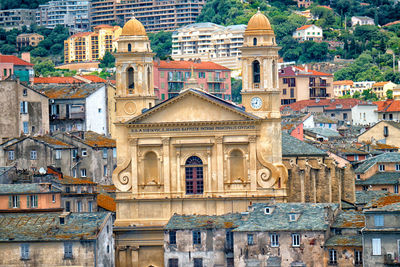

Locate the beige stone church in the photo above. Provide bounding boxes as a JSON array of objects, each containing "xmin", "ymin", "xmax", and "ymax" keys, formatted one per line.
[{"xmin": 112, "ymin": 11, "xmax": 355, "ymax": 267}]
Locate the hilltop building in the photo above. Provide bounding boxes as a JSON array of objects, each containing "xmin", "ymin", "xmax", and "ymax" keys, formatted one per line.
[
  {"xmin": 279, "ymin": 66, "xmax": 333, "ymax": 105},
  {"xmin": 111, "ymin": 11, "xmax": 355, "ymax": 266},
  {"xmin": 293, "ymin": 25, "xmax": 323, "ymax": 42},
  {"xmin": 0, "ymin": 9, "xmax": 36, "ymax": 30},
  {"xmin": 36, "ymin": 0, "xmax": 90, "ymax": 33},
  {"xmin": 90, "ymin": 0, "xmax": 205, "ymax": 32},
  {"xmin": 153, "ymin": 60, "xmax": 232, "ymax": 101},
  {"xmin": 171, "ymin": 22, "xmax": 246, "ymax": 70},
  {"xmin": 16, "ymin": 33, "xmax": 44, "ymax": 50},
  {"xmin": 351, "ymin": 16, "xmax": 375, "ymax": 27},
  {"xmin": 64, "ymin": 25, "xmax": 121, "ymax": 64}
]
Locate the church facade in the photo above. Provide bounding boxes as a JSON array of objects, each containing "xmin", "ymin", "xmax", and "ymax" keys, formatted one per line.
[{"xmin": 111, "ymin": 12, "xmax": 354, "ymax": 267}]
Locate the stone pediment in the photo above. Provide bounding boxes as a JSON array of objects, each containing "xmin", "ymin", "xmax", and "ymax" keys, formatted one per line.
[{"xmin": 125, "ymin": 88, "xmax": 260, "ymax": 125}]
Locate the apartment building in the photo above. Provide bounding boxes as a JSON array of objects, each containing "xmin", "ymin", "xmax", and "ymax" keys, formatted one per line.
[
  {"xmin": 64, "ymin": 25, "xmax": 121, "ymax": 63},
  {"xmin": 90, "ymin": 0, "xmax": 205, "ymax": 32},
  {"xmin": 16, "ymin": 33, "xmax": 44, "ymax": 50},
  {"xmin": 279, "ymin": 66, "xmax": 333, "ymax": 105},
  {"xmin": 333, "ymin": 80, "xmax": 354, "ymax": 97},
  {"xmin": 0, "ymin": 9, "xmax": 36, "ymax": 30},
  {"xmin": 372, "ymin": 81, "xmax": 397, "ymax": 99},
  {"xmin": 153, "ymin": 60, "xmax": 232, "ymax": 101},
  {"xmin": 293, "ymin": 25, "xmax": 323, "ymax": 42},
  {"xmin": 36, "ymin": 0, "xmax": 90, "ymax": 33},
  {"xmin": 171, "ymin": 22, "xmax": 246, "ymax": 70}
]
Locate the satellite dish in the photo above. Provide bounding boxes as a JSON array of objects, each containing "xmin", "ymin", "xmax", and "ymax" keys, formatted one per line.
[{"xmin": 39, "ymin": 167, "xmax": 46, "ymax": 175}]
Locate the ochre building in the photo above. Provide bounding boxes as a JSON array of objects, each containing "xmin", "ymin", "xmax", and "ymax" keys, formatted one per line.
[{"xmin": 111, "ymin": 13, "xmax": 355, "ymax": 267}]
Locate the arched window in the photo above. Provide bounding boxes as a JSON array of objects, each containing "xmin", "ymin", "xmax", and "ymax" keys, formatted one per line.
[
  {"xmin": 253, "ymin": 37, "xmax": 257, "ymax": 46},
  {"xmin": 127, "ymin": 67, "xmax": 134, "ymax": 90},
  {"xmin": 229, "ymin": 150, "xmax": 245, "ymax": 182},
  {"xmin": 252, "ymin": 60, "xmax": 260, "ymax": 84},
  {"xmin": 144, "ymin": 152, "xmax": 158, "ymax": 184},
  {"xmin": 128, "ymin": 43, "xmax": 132, "ymax": 52},
  {"xmin": 185, "ymin": 156, "xmax": 203, "ymax": 194}
]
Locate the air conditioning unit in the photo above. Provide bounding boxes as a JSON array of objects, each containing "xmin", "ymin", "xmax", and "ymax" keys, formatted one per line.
[{"xmin": 387, "ymin": 252, "xmax": 394, "ymax": 260}]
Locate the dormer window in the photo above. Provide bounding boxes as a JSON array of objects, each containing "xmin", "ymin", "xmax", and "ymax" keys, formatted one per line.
[
  {"xmin": 289, "ymin": 213, "xmax": 300, "ymax": 221},
  {"xmin": 264, "ymin": 206, "xmax": 274, "ymax": 214}
]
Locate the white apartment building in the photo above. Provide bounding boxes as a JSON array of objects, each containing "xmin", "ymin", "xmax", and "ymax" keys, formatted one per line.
[
  {"xmin": 36, "ymin": 0, "xmax": 90, "ymax": 33},
  {"xmin": 351, "ymin": 16, "xmax": 375, "ymax": 27},
  {"xmin": 293, "ymin": 24, "xmax": 323, "ymax": 42},
  {"xmin": 353, "ymin": 81, "xmax": 375, "ymax": 95},
  {"xmin": 171, "ymin": 22, "xmax": 246, "ymax": 70}
]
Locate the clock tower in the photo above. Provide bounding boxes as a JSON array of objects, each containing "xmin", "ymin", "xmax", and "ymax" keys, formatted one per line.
[{"xmin": 241, "ymin": 9, "xmax": 281, "ymax": 119}]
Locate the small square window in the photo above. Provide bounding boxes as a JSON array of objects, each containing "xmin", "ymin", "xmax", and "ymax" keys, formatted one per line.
[
  {"xmin": 292, "ymin": 233, "xmax": 300, "ymax": 247},
  {"xmin": 169, "ymin": 231, "xmax": 176, "ymax": 245},
  {"xmin": 81, "ymin": 149, "xmax": 87, "ymax": 157},
  {"xmin": 23, "ymin": 89, "xmax": 27, "ymax": 96},
  {"xmin": 80, "ymin": 169, "xmax": 87, "ymax": 177},
  {"xmin": 379, "ymin": 164, "xmax": 385, "ymax": 172},
  {"xmin": 30, "ymin": 151, "xmax": 37, "ymax": 160},
  {"xmin": 374, "ymin": 215, "xmax": 384, "ymax": 227},
  {"xmin": 64, "ymin": 242, "xmax": 73, "ymax": 259},
  {"xmin": 20, "ymin": 244, "xmax": 29, "ymax": 260},
  {"xmin": 356, "ymin": 174, "xmax": 361, "ymax": 180},
  {"xmin": 270, "ymin": 234, "xmax": 279, "ymax": 247},
  {"xmin": 194, "ymin": 258, "xmax": 203, "ymax": 267},
  {"xmin": 8, "ymin": 151, "xmax": 14, "ymax": 160}
]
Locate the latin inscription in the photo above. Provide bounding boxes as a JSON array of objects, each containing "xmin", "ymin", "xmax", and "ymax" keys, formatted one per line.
[{"xmin": 130, "ymin": 125, "xmax": 256, "ymax": 133}]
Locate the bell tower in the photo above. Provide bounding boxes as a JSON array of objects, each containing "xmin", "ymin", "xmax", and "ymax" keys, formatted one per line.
[
  {"xmin": 114, "ymin": 17, "xmax": 156, "ymax": 122},
  {"xmin": 241, "ymin": 9, "xmax": 280, "ymax": 119}
]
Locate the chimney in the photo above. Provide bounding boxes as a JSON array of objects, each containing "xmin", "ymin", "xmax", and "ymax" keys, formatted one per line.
[{"xmin": 21, "ymin": 52, "xmax": 31, "ymax": 63}]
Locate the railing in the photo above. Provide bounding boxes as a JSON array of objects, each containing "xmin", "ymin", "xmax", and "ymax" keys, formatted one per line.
[
  {"xmin": 167, "ymin": 77, "xmax": 185, "ymax": 82},
  {"xmin": 207, "ymin": 77, "xmax": 226, "ymax": 83},
  {"xmin": 310, "ymin": 83, "xmax": 330, "ymax": 87},
  {"xmin": 310, "ymin": 93, "xmax": 330, "ymax": 98},
  {"xmin": 69, "ymin": 112, "xmax": 85, "ymax": 119}
]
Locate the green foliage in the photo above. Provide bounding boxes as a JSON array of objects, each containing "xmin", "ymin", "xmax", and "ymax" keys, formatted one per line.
[
  {"xmin": 148, "ymin": 31, "xmax": 172, "ymax": 60},
  {"xmin": 1, "ymin": 0, "xmax": 49, "ymax": 10},
  {"xmin": 361, "ymin": 89, "xmax": 378, "ymax": 101},
  {"xmin": 0, "ymin": 44, "xmax": 17, "ymax": 54},
  {"xmin": 353, "ymin": 91, "xmax": 361, "ymax": 99},
  {"xmin": 88, "ymin": 71, "xmax": 112, "ymax": 80},
  {"xmin": 387, "ymin": 89, "xmax": 393, "ymax": 99},
  {"xmin": 231, "ymin": 77, "xmax": 242, "ymax": 103},
  {"xmin": 99, "ymin": 52, "xmax": 115, "ymax": 68},
  {"xmin": 33, "ymin": 59, "xmax": 55, "ymax": 76}
]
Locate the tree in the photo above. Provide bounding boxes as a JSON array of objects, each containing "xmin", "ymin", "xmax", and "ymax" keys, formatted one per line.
[
  {"xmin": 353, "ymin": 91, "xmax": 361, "ymax": 99},
  {"xmin": 99, "ymin": 52, "xmax": 115, "ymax": 68},
  {"xmin": 148, "ymin": 31, "xmax": 172, "ymax": 59},
  {"xmin": 34, "ymin": 60, "xmax": 55, "ymax": 76},
  {"xmin": 31, "ymin": 47, "xmax": 49, "ymax": 57},
  {"xmin": 0, "ymin": 44, "xmax": 16, "ymax": 54},
  {"xmin": 387, "ymin": 89, "xmax": 393, "ymax": 99},
  {"xmin": 231, "ymin": 77, "xmax": 242, "ymax": 103},
  {"xmin": 361, "ymin": 89, "xmax": 378, "ymax": 101}
]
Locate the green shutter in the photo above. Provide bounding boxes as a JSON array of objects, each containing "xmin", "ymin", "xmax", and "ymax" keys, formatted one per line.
[
  {"xmin": 8, "ymin": 196, "xmax": 12, "ymax": 208},
  {"xmin": 34, "ymin": 195, "xmax": 38, "ymax": 208},
  {"xmin": 27, "ymin": 195, "xmax": 30, "ymax": 208},
  {"xmin": 17, "ymin": 195, "xmax": 20, "ymax": 208}
]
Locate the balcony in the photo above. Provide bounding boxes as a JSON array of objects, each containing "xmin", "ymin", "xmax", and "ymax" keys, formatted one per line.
[
  {"xmin": 207, "ymin": 77, "xmax": 226, "ymax": 83},
  {"xmin": 69, "ymin": 112, "xmax": 85, "ymax": 120},
  {"xmin": 167, "ymin": 77, "xmax": 185, "ymax": 82},
  {"xmin": 208, "ymin": 88, "xmax": 226, "ymax": 93},
  {"xmin": 310, "ymin": 93, "xmax": 330, "ymax": 98},
  {"xmin": 310, "ymin": 82, "xmax": 330, "ymax": 87}
]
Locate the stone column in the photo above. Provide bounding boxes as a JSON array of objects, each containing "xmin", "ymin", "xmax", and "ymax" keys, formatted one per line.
[
  {"xmin": 162, "ymin": 138, "xmax": 170, "ymax": 194},
  {"xmin": 176, "ymin": 150, "xmax": 181, "ymax": 195},
  {"xmin": 249, "ymin": 135, "xmax": 257, "ymax": 191},
  {"xmin": 207, "ymin": 148, "xmax": 212, "ymax": 195},
  {"xmin": 216, "ymin": 136, "xmax": 224, "ymax": 193},
  {"xmin": 129, "ymin": 138, "xmax": 138, "ymax": 195},
  {"xmin": 117, "ymin": 246, "xmax": 128, "ymax": 267}
]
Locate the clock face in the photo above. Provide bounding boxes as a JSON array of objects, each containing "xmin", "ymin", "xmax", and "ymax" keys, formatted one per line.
[{"xmin": 251, "ymin": 97, "xmax": 262, "ymax": 110}]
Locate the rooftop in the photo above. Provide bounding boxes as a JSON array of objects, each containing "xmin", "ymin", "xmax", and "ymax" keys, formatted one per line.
[
  {"xmin": 281, "ymin": 132, "xmax": 327, "ymax": 157},
  {"xmin": 365, "ymin": 194, "xmax": 400, "ymax": 209},
  {"xmin": 354, "ymin": 152, "xmax": 400, "ymax": 173},
  {"xmin": 296, "ymin": 25, "xmax": 316, "ymax": 31},
  {"xmin": 233, "ymin": 203, "xmax": 338, "ymax": 232},
  {"xmin": 280, "ymin": 66, "xmax": 332, "ymax": 77},
  {"xmin": 97, "ymin": 194, "xmax": 116, "ymax": 212},
  {"xmin": 2, "ymin": 136, "xmax": 74, "ymax": 150},
  {"xmin": 325, "ymin": 235, "xmax": 362, "ymax": 247},
  {"xmin": 0, "ymin": 183, "xmax": 60, "ymax": 194},
  {"xmin": 374, "ymin": 100, "xmax": 400, "ymax": 112},
  {"xmin": 331, "ymin": 210, "xmax": 365, "ymax": 228},
  {"xmin": 154, "ymin": 60, "xmax": 229, "ymax": 71},
  {"xmin": 333, "ymin": 80, "xmax": 354, "ymax": 86},
  {"xmin": 365, "ymin": 202, "xmax": 400, "ymax": 213},
  {"xmin": 71, "ymin": 131, "xmax": 116, "ymax": 148},
  {"xmin": 0, "ymin": 212, "xmax": 110, "ymax": 242},
  {"xmin": 166, "ymin": 213, "xmax": 243, "ymax": 230},
  {"xmin": 0, "ymin": 55, "xmax": 33, "ymax": 66},
  {"xmin": 33, "ymin": 83, "xmax": 104, "ymax": 99},
  {"xmin": 281, "ymin": 98, "xmax": 372, "ymax": 113},
  {"xmin": 56, "ymin": 176, "xmax": 97, "ymax": 185},
  {"xmin": 304, "ymin": 128, "xmax": 341, "ymax": 138},
  {"xmin": 356, "ymin": 172, "xmax": 400, "ymax": 185}
]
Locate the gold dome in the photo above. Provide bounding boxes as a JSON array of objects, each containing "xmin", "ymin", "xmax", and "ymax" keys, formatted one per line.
[
  {"xmin": 121, "ymin": 17, "xmax": 147, "ymax": 36},
  {"xmin": 245, "ymin": 10, "xmax": 274, "ymax": 35}
]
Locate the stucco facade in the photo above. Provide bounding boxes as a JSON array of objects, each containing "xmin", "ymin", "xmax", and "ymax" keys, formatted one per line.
[{"xmin": 358, "ymin": 121, "xmax": 400, "ymax": 147}]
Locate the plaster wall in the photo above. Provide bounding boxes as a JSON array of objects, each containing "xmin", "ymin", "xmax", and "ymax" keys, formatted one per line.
[
  {"xmin": 358, "ymin": 121, "xmax": 400, "ymax": 147},
  {"xmin": 351, "ymin": 105, "xmax": 378, "ymax": 125},
  {"xmin": 86, "ymin": 85, "xmax": 107, "ymax": 135}
]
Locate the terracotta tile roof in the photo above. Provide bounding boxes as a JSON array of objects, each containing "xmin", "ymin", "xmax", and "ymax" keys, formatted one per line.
[
  {"xmin": 331, "ymin": 210, "xmax": 365, "ymax": 228},
  {"xmin": 333, "ymin": 80, "xmax": 354, "ymax": 86},
  {"xmin": 383, "ymin": 20, "xmax": 400, "ymax": 27},
  {"xmin": 374, "ymin": 100, "xmax": 400, "ymax": 112},
  {"xmin": 296, "ymin": 25, "xmax": 313, "ymax": 31},
  {"xmin": 33, "ymin": 83, "xmax": 103, "ymax": 99},
  {"xmin": 281, "ymin": 98, "xmax": 370, "ymax": 112},
  {"xmin": 280, "ymin": 66, "xmax": 332, "ymax": 77},
  {"xmin": 154, "ymin": 60, "xmax": 229, "ymax": 70},
  {"xmin": 94, "ymin": 24, "xmax": 114, "ymax": 29},
  {"xmin": 33, "ymin": 135, "xmax": 74, "ymax": 149},
  {"xmin": 70, "ymin": 31, "xmax": 92, "ymax": 38},
  {"xmin": 97, "ymin": 194, "xmax": 116, "ymax": 212},
  {"xmin": 34, "ymin": 77, "xmax": 83, "ymax": 84},
  {"xmin": 60, "ymin": 176, "xmax": 97, "ymax": 185},
  {"xmin": 79, "ymin": 131, "xmax": 116, "ymax": 148},
  {"xmin": 366, "ymin": 195, "xmax": 400, "ymax": 209},
  {"xmin": 79, "ymin": 75, "xmax": 107, "ymax": 83},
  {"xmin": 0, "ymin": 55, "xmax": 33, "ymax": 66},
  {"xmin": 372, "ymin": 81, "xmax": 390, "ymax": 87}
]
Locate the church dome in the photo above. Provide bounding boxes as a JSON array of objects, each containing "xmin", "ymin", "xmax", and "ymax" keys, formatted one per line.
[
  {"xmin": 121, "ymin": 17, "xmax": 147, "ymax": 36},
  {"xmin": 245, "ymin": 10, "xmax": 274, "ymax": 36}
]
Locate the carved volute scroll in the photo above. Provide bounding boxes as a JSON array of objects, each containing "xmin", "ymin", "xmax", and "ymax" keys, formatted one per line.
[{"xmin": 112, "ymin": 158, "xmax": 132, "ymax": 192}]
